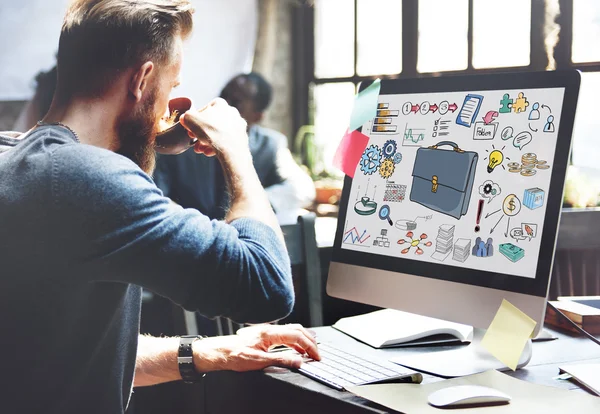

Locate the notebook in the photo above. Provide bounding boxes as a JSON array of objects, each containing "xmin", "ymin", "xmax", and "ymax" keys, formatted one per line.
[
  {"xmin": 559, "ymin": 363, "xmax": 600, "ymax": 396},
  {"xmin": 332, "ymin": 308, "xmax": 473, "ymax": 348}
]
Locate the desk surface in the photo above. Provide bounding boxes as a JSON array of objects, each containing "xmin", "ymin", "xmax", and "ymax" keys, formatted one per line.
[{"xmin": 204, "ymin": 326, "xmax": 600, "ymax": 414}]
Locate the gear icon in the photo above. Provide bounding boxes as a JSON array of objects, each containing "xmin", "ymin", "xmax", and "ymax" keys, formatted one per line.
[
  {"xmin": 393, "ymin": 152, "xmax": 403, "ymax": 165},
  {"xmin": 382, "ymin": 140, "xmax": 397, "ymax": 159},
  {"xmin": 483, "ymin": 183, "xmax": 493, "ymax": 194},
  {"xmin": 379, "ymin": 158, "xmax": 395, "ymax": 179},
  {"xmin": 359, "ymin": 145, "xmax": 381, "ymax": 175}
]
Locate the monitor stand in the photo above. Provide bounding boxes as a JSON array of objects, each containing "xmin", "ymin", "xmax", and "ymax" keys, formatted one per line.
[{"xmin": 390, "ymin": 328, "xmax": 532, "ymax": 378}]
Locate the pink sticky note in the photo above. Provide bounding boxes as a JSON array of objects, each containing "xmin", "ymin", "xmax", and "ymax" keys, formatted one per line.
[{"xmin": 333, "ymin": 130, "xmax": 370, "ymax": 178}]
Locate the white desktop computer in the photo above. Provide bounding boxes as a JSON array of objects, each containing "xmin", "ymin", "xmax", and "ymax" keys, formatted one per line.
[{"xmin": 327, "ymin": 70, "xmax": 581, "ymax": 377}]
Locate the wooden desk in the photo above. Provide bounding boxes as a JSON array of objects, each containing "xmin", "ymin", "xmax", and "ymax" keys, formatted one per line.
[{"xmin": 203, "ymin": 326, "xmax": 600, "ymax": 414}]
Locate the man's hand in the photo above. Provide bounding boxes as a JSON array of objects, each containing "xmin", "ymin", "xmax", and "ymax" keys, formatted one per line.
[
  {"xmin": 179, "ymin": 98, "xmax": 249, "ymax": 158},
  {"xmin": 193, "ymin": 324, "xmax": 320, "ymax": 373},
  {"xmin": 179, "ymin": 98, "xmax": 283, "ymax": 236}
]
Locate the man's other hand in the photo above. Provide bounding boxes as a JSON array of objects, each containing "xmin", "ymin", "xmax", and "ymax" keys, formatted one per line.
[
  {"xmin": 193, "ymin": 324, "xmax": 320, "ymax": 373},
  {"xmin": 179, "ymin": 97, "xmax": 249, "ymax": 158}
]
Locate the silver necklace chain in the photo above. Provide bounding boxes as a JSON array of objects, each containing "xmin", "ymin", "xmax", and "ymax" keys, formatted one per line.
[{"xmin": 36, "ymin": 120, "xmax": 80, "ymax": 143}]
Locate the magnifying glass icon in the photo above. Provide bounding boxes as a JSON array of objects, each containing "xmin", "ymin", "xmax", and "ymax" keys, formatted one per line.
[{"xmin": 379, "ymin": 204, "xmax": 393, "ymax": 226}]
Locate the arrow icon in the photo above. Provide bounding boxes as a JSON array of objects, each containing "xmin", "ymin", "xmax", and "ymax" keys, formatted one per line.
[
  {"xmin": 529, "ymin": 123, "xmax": 538, "ymax": 132},
  {"xmin": 504, "ymin": 217, "xmax": 511, "ymax": 237},
  {"xmin": 429, "ymin": 104, "xmax": 438, "ymax": 113},
  {"xmin": 542, "ymin": 104, "xmax": 552, "ymax": 113},
  {"xmin": 448, "ymin": 103, "xmax": 458, "ymax": 113},
  {"xmin": 482, "ymin": 110, "xmax": 498, "ymax": 125},
  {"xmin": 490, "ymin": 215, "xmax": 503, "ymax": 234},
  {"xmin": 485, "ymin": 209, "xmax": 501, "ymax": 219},
  {"xmin": 411, "ymin": 104, "xmax": 420, "ymax": 113}
]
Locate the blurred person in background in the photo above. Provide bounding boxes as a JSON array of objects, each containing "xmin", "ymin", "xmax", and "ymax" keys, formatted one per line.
[
  {"xmin": 154, "ymin": 72, "xmax": 315, "ymax": 224},
  {"xmin": 13, "ymin": 64, "xmax": 57, "ymax": 132}
]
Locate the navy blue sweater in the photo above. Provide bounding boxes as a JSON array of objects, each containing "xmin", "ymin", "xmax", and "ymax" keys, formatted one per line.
[{"xmin": 0, "ymin": 126, "xmax": 293, "ymax": 413}]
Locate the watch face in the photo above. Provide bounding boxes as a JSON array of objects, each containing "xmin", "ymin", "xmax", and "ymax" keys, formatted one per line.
[{"xmin": 178, "ymin": 336, "xmax": 206, "ymax": 383}]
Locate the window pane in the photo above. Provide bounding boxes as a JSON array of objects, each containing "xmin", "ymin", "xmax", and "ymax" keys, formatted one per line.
[
  {"xmin": 311, "ymin": 82, "xmax": 356, "ymax": 176},
  {"xmin": 472, "ymin": 0, "xmax": 531, "ymax": 69},
  {"xmin": 571, "ymin": 72, "xmax": 600, "ymax": 169},
  {"xmin": 314, "ymin": 0, "xmax": 354, "ymax": 78},
  {"xmin": 418, "ymin": 0, "xmax": 468, "ymax": 73},
  {"xmin": 572, "ymin": 0, "xmax": 600, "ymax": 63},
  {"xmin": 357, "ymin": 0, "xmax": 402, "ymax": 76}
]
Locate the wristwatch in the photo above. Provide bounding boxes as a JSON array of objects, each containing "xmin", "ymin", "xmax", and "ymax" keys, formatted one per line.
[{"xmin": 178, "ymin": 335, "xmax": 207, "ymax": 384}]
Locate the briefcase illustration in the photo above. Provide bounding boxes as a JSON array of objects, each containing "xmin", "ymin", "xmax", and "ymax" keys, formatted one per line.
[{"xmin": 410, "ymin": 141, "xmax": 478, "ymax": 219}]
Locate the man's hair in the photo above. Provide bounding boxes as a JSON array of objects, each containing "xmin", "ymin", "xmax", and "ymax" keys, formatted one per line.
[
  {"xmin": 222, "ymin": 72, "xmax": 273, "ymax": 113},
  {"xmin": 57, "ymin": 0, "xmax": 194, "ymax": 99},
  {"xmin": 245, "ymin": 72, "xmax": 273, "ymax": 112}
]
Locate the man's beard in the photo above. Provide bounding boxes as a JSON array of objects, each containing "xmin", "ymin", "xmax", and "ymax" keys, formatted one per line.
[{"xmin": 117, "ymin": 89, "xmax": 159, "ymax": 174}]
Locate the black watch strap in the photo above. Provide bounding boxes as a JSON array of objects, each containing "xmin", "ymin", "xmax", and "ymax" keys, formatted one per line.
[{"xmin": 178, "ymin": 335, "xmax": 206, "ymax": 384}]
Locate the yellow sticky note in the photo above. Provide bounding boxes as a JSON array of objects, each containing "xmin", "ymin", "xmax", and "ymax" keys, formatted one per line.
[{"xmin": 480, "ymin": 299, "xmax": 537, "ymax": 371}]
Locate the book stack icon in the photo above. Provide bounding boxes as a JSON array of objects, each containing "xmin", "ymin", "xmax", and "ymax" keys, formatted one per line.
[
  {"xmin": 431, "ymin": 224, "xmax": 455, "ymax": 261},
  {"xmin": 523, "ymin": 187, "xmax": 545, "ymax": 210},
  {"xmin": 453, "ymin": 238, "xmax": 471, "ymax": 263}
]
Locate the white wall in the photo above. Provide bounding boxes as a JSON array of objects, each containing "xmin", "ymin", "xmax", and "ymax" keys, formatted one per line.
[
  {"xmin": 0, "ymin": 0, "xmax": 68, "ymax": 100},
  {"xmin": 0, "ymin": 0, "xmax": 257, "ymax": 105}
]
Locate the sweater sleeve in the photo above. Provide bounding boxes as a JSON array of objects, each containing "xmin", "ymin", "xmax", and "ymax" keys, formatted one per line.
[{"xmin": 50, "ymin": 145, "xmax": 293, "ymax": 323}]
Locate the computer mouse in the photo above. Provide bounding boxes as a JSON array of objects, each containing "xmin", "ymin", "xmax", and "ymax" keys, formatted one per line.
[{"xmin": 428, "ymin": 385, "xmax": 511, "ymax": 408}]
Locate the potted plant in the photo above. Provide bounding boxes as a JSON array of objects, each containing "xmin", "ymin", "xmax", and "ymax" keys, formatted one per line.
[{"xmin": 294, "ymin": 125, "xmax": 343, "ymax": 206}]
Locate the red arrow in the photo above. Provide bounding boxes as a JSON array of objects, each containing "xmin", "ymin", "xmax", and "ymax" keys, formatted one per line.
[
  {"xmin": 429, "ymin": 104, "xmax": 438, "ymax": 113},
  {"xmin": 482, "ymin": 110, "xmax": 498, "ymax": 125},
  {"xmin": 448, "ymin": 103, "xmax": 458, "ymax": 112},
  {"xmin": 411, "ymin": 104, "xmax": 419, "ymax": 113}
]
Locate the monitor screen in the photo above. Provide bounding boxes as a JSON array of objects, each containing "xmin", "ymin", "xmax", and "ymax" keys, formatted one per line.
[
  {"xmin": 332, "ymin": 71, "xmax": 580, "ymax": 298},
  {"xmin": 342, "ymin": 87, "xmax": 564, "ymax": 279}
]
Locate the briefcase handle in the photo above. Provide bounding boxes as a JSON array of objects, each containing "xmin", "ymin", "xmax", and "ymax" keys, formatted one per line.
[{"xmin": 428, "ymin": 141, "xmax": 465, "ymax": 153}]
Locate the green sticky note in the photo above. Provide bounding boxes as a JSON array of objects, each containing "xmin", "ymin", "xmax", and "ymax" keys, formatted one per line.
[
  {"xmin": 349, "ymin": 79, "xmax": 381, "ymax": 131},
  {"xmin": 481, "ymin": 299, "xmax": 537, "ymax": 371}
]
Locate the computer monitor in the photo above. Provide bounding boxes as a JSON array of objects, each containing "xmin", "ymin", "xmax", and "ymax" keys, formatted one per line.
[{"xmin": 327, "ymin": 70, "xmax": 580, "ymax": 375}]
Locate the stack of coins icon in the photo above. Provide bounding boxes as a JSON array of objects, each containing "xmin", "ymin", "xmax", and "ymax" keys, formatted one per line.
[
  {"xmin": 521, "ymin": 153, "xmax": 538, "ymax": 176},
  {"xmin": 507, "ymin": 153, "xmax": 549, "ymax": 176}
]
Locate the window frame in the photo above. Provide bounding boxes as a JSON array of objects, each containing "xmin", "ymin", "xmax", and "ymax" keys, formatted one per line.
[{"xmin": 291, "ymin": 0, "xmax": 599, "ymax": 161}]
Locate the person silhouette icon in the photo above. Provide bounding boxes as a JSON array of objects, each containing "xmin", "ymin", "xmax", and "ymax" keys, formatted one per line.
[
  {"xmin": 473, "ymin": 237, "xmax": 482, "ymax": 256},
  {"xmin": 544, "ymin": 115, "xmax": 555, "ymax": 133},
  {"xmin": 528, "ymin": 102, "xmax": 540, "ymax": 120},
  {"xmin": 476, "ymin": 240, "xmax": 487, "ymax": 257},
  {"xmin": 485, "ymin": 238, "xmax": 494, "ymax": 256}
]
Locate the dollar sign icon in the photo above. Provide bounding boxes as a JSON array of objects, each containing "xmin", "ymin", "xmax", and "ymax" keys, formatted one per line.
[
  {"xmin": 503, "ymin": 194, "xmax": 521, "ymax": 217},
  {"xmin": 508, "ymin": 199, "xmax": 516, "ymax": 212}
]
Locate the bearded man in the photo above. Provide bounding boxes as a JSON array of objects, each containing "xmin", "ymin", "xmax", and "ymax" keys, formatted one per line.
[{"xmin": 0, "ymin": 1, "xmax": 318, "ymax": 413}]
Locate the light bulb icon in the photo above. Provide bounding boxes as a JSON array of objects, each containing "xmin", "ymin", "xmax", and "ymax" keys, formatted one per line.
[{"xmin": 487, "ymin": 149, "xmax": 504, "ymax": 173}]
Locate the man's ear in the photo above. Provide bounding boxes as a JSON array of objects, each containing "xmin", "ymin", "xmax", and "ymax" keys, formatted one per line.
[{"xmin": 129, "ymin": 61, "xmax": 154, "ymax": 102}]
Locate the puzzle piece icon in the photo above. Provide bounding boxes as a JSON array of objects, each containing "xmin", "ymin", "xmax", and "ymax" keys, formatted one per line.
[
  {"xmin": 512, "ymin": 92, "xmax": 529, "ymax": 113},
  {"xmin": 499, "ymin": 93, "xmax": 512, "ymax": 113}
]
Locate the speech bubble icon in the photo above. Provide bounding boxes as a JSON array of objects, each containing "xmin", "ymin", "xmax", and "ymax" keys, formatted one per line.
[
  {"xmin": 478, "ymin": 180, "xmax": 502, "ymax": 203},
  {"xmin": 501, "ymin": 126, "xmax": 514, "ymax": 141},
  {"xmin": 522, "ymin": 223, "xmax": 538, "ymax": 240},
  {"xmin": 513, "ymin": 131, "xmax": 532, "ymax": 150},
  {"xmin": 509, "ymin": 227, "xmax": 527, "ymax": 241}
]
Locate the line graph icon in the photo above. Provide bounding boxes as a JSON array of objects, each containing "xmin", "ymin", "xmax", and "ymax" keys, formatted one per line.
[
  {"xmin": 343, "ymin": 226, "xmax": 371, "ymax": 247},
  {"xmin": 402, "ymin": 123, "xmax": 427, "ymax": 147}
]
